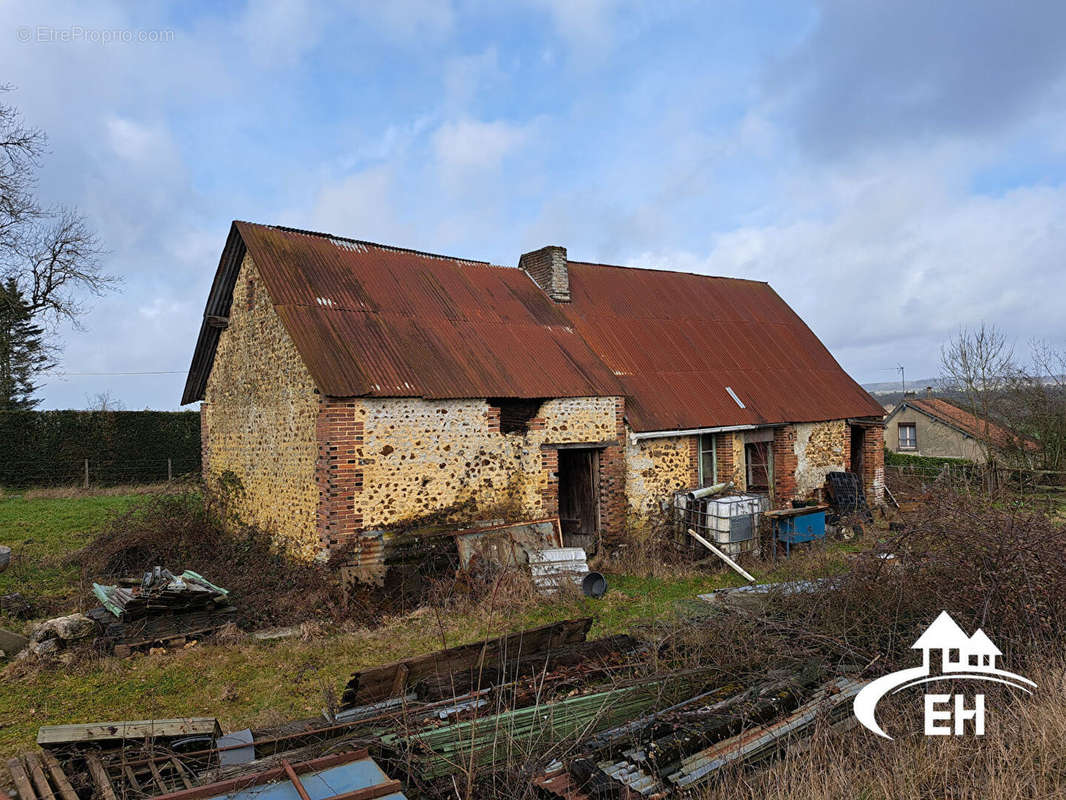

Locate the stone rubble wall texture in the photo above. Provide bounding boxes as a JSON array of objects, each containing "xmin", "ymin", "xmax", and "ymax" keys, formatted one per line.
[
  {"xmin": 200, "ymin": 257, "xmax": 885, "ymax": 562},
  {"xmin": 316, "ymin": 396, "xmax": 626, "ymax": 560},
  {"xmin": 624, "ymin": 433, "xmax": 697, "ymax": 518},
  {"xmin": 792, "ymin": 421, "xmax": 848, "ymax": 495},
  {"xmin": 201, "ymin": 254, "xmax": 320, "ymax": 559}
]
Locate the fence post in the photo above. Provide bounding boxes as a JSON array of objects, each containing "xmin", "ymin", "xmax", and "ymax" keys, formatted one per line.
[
  {"xmin": 167, "ymin": 458, "xmax": 173, "ymax": 483},
  {"xmin": 83, "ymin": 459, "xmax": 89, "ymax": 490}
]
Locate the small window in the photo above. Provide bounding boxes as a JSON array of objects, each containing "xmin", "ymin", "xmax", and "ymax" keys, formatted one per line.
[
  {"xmin": 969, "ymin": 654, "xmax": 980, "ymax": 667},
  {"xmin": 745, "ymin": 441, "xmax": 770, "ymax": 492},
  {"xmin": 899, "ymin": 423, "xmax": 917, "ymax": 450},
  {"xmin": 698, "ymin": 434, "xmax": 717, "ymax": 486},
  {"xmin": 246, "ymin": 276, "xmax": 256, "ymax": 310},
  {"xmin": 489, "ymin": 398, "xmax": 543, "ymax": 435},
  {"xmin": 948, "ymin": 647, "xmax": 960, "ymax": 664}
]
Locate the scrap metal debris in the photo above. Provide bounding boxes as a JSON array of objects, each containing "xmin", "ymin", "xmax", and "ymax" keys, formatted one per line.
[{"xmin": 5, "ymin": 614, "xmax": 872, "ymax": 800}]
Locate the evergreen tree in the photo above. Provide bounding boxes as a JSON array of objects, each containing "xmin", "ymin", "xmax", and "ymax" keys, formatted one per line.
[{"xmin": 0, "ymin": 278, "xmax": 50, "ymax": 410}]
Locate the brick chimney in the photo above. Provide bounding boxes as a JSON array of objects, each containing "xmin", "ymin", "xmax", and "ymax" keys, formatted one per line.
[{"xmin": 520, "ymin": 245, "xmax": 570, "ymax": 302}]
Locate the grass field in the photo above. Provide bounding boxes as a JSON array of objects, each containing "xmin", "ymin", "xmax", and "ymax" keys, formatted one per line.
[
  {"xmin": 0, "ymin": 493, "xmax": 144, "ymax": 621},
  {"xmin": 0, "ymin": 491, "xmax": 778, "ymax": 758}
]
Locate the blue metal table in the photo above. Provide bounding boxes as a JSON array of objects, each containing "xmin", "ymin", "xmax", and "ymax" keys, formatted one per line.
[{"xmin": 767, "ymin": 505, "xmax": 828, "ymax": 557}]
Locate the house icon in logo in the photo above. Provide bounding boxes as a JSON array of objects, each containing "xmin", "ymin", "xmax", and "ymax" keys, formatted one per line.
[
  {"xmin": 912, "ymin": 611, "xmax": 1001, "ymax": 674},
  {"xmin": 854, "ymin": 610, "xmax": 1034, "ymax": 739}
]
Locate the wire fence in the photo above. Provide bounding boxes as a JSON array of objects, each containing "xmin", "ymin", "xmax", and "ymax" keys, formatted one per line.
[{"xmin": 1, "ymin": 456, "xmax": 201, "ymax": 489}]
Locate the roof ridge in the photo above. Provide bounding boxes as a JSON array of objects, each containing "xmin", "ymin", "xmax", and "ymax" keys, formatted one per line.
[
  {"xmin": 567, "ymin": 259, "xmax": 769, "ymax": 284},
  {"xmin": 238, "ymin": 220, "xmax": 495, "ymax": 267}
]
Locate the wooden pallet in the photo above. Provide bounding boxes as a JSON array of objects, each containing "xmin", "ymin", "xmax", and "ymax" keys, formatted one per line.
[
  {"xmin": 6, "ymin": 748, "xmax": 198, "ymax": 799},
  {"xmin": 5, "ymin": 753, "xmax": 77, "ymax": 800}
]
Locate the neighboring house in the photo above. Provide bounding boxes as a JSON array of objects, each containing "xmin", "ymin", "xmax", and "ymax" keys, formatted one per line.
[
  {"xmin": 884, "ymin": 394, "xmax": 1036, "ymax": 463},
  {"xmin": 182, "ymin": 222, "xmax": 885, "ymax": 572}
]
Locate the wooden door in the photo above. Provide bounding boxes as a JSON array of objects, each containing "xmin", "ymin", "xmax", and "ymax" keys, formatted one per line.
[{"xmin": 558, "ymin": 448, "xmax": 599, "ymax": 550}]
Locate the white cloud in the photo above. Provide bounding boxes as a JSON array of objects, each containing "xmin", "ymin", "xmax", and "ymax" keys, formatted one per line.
[
  {"xmin": 308, "ymin": 165, "xmax": 412, "ymax": 243},
  {"xmin": 240, "ymin": 0, "xmax": 324, "ymax": 66},
  {"xmin": 442, "ymin": 47, "xmax": 501, "ymax": 111},
  {"xmin": 432, "ymin": 118, "xmax": 529, "ymax": 176},
  {"xmin": 355, "ymin": 0, "xmax": 454, "ymax": 42},
  {"xmin": 527, "ymin": 0, "xmax": 624, "ymax": 54},
  {"xmin": 632, "ymin": 165, "xmax": 1066, "ymax": 383}
]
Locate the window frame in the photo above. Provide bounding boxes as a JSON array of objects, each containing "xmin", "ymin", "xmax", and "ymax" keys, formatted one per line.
[
  {"xmin": 898, "ymin": 423, "xmax": 917, "ymax": 451},
  {"xmin": 698, "ymin": 434, "xmax": 717, "ymax": 487},
  {"xmin": 744, "ymin": 441, "xmax": 771, "ymax": 492}
]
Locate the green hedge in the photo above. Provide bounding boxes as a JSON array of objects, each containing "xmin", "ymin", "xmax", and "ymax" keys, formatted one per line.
[
  {"xmin": 0, "ymin": 410, "xmax": 201, "ymax": 487},
  {"xmin": 884, "ymin": 447, "xmax": 972, "ymax": 472}
]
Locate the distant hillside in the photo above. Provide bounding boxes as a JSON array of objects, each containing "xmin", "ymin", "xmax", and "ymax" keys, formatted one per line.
[{"xmin": 861, "ymin": 378, "xmax": 939, "ymax": 396}]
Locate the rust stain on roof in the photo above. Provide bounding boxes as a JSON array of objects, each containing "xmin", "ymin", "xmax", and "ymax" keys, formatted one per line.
[
  {"xmin": 234, "ymin": 222, "xmax": 622, "ymax": 400},
  {"xmin": 559, "ymin": 261, "xmax": 885, "ymax": 431},
  {"xmin": 184, "ymin": 222, "xmax": 885, "ymax": 431}
]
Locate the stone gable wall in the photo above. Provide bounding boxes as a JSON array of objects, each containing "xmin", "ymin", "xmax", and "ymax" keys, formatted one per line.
[{"xmin": 201, "ymin": 255, "xmax": 320, "ymax": 559}]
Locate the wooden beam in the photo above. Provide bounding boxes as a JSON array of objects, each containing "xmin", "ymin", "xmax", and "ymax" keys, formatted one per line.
[
  {"xmin": 38, "ymin": 718, "xmax": 221, "ymax": 747},
  {"xmin": 22, "ymin": 755, "xmax": 54, "ymax": 800},
  {"xmin": 281, "ymin": 762, "xmax": 312, "ymax": 800},
  {"xmin": 148, "ymin": 759, "xmax": 172, "ymax": 793},
  {"xmin": 687, "ymin": 528, "xmax": 756, "ymax": 583},
  {"xmin": 169, "ymin": 758, "xmax": 195, "ymax": 790},
  {"xmin": 5, "ymin": 758, "xmax": 36, "ymax": 800},
  {"xmin": 39, "ymin": 753, "xmax": 77, "ymax": 800},
  {"xmin": 84, "ymin": 754, "xmax": 117, "ymax": 800},
  {"xmin": 328, "ymin": 781, "xmax": 404, "ymax": 800},
  {"xmin": 123, "ymin": 765, "xmax": 143, "ymax": 793}
]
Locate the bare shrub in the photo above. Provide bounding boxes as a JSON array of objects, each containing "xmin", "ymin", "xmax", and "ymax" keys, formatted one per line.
[
  {"xmin": 697, "ymin": 660, "xmax": 1066, "ymax": 800},
  {"xmin": 769, "ymin": 488, "xmax": 1066, "ymax": 672},
  {"xmin": 76, "ymin": 490, "xmax": 357, "ymax": 628}
]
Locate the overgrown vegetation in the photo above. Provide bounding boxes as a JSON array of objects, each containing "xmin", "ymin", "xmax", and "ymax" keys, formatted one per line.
[{"xmin": 77, "ymin": 489, "xmax": 355, "ymax": 629}]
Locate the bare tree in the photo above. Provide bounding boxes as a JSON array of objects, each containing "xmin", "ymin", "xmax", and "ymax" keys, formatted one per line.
[
  {"xmin": 0, "ymin": 88, "xmax": 117, "ymax": 406},
  {"xmin": 1003, "ymin": 340, "xmax": 1066, "ymax": 473},
  {"xmin": 85, "ymin": 390, "xmax": 125, "ymax": 411},
  {"xmin": 939, "ymin": 323, "xmax": 1015, "ymax": 462}
]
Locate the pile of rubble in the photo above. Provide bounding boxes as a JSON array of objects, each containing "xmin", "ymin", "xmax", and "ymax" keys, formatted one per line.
[
  {"xmin": 88, "ymin": 567, "xmax": 236, "ymax": 656},
  {"xmin": 2, "ymin": 604, "xmax": 866, "ymax": 799}
]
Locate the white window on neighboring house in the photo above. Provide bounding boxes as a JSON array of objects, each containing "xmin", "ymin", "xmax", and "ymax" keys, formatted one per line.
[
  {"xmin": 899, "ymin": 423, "xmax": 917, "ymax": 451},
  {"xmin": 698, "ymin": 434, "xmax": 717, "ymax": 486}
]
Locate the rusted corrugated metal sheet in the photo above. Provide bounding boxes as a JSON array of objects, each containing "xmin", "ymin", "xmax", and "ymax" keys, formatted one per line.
[
  {"xmin": 236, "ymin": 223, "xmax": 622, "ymax": 400},
  {"xmin": 184, "ymin": 223, "xmax": 882, "ymax": 431},
  {"xmin": 560, "ymin": 262, "xmax": 885, "ymax": 432}
]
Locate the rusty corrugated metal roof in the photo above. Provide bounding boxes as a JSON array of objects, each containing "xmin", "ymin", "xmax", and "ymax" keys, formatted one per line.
[
  {"xmin": 225, "ymin": 223, "xmax": 623, "ymax": 399},
  {"xmin": 183, "ymin": 223, "xmax": 884, "ymax": 431},
  {"xmin": 559, "ymin": 261, "xmax": 885, "ymax": 431}
]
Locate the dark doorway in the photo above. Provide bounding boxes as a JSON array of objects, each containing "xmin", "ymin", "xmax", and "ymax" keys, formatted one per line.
[
  {"xmin": 745, "ymin": 442, "xmax": 771, "ymax": 492},
  {"xmin": 850, "ymin": 426, "xmax": 865, "ymax": 475},
  {"xmin": 557, "ymin": 448, "xmax": 600, "ymax": 552}
]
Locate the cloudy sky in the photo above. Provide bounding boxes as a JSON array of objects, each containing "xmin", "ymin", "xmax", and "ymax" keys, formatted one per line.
[{"xmin": 5, "ymin": 0, "xmax": 1066, "ymax": 409}]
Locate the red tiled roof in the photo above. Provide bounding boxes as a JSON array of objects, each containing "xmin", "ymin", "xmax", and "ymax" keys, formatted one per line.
[
  {"xmin": 183, "ymin": 223, "xmax": 885, "ymax": 431},
  {"xmin": 905, "ymin": 397, "xmax": 1038, "ymax": 451},
  {"xmin": 560, "ymin": 261, "xmax": 885, "ymax": 431}
]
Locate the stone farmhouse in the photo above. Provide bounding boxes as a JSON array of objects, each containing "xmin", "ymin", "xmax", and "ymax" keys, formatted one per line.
[{"xmin": 182, "ymin": 222, "xmax": 885, "ymax": 570}]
